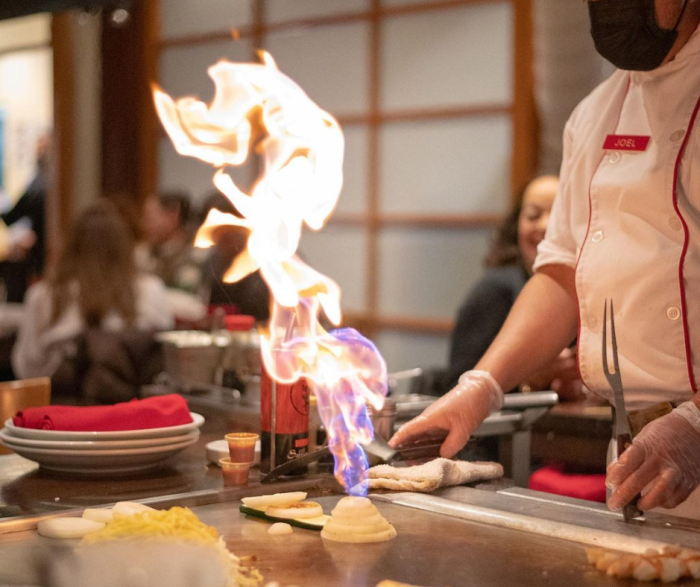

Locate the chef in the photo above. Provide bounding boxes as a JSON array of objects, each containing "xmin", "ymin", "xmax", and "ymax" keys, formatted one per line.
[{"xmin": 391, "ymin": 0, "xmax": 700, "ymax": 517}]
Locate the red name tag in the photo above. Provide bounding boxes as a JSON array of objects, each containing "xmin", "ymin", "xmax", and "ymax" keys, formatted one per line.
[{"xmin": 603, "ymin": 135, "xmax": 650, "ymax": 152}]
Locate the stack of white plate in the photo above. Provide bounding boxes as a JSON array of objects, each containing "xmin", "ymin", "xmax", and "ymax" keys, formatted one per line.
[{"xmin": 0, "ymin": 413, "xmax": 204, "ymax": 475}]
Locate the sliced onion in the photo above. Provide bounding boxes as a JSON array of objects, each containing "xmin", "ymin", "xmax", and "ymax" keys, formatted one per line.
[
  {"xmin": 112, "ymin": 502, "xmax": 156, "ymax": 516},
  {"xmin": 321, "ymin": 527, "xmax": 397, "ymax": 543},
  {"xmin": 241, "ymin": 491, "xmax": 307, "ymax": 509},
  {"xmin": 321, "ymin": 496, "xmax": 397, "ymax": 543},
  {"xmin": 268, "ymin": 522, "xmax": 293, "ymax": 535},
  {"xmin": 82, "ymin": 508, "xmax": 114, "ymax": 523},
  {"xmin": 38, "ymin": 517, "xmax": 105, "ymax": 539},
  {"xmin": 265, "ymin": 501, "xmax": 324, "ymax": 519}
]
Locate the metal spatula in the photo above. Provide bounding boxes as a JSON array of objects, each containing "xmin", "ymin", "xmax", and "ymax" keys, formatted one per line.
[{"xmin": 260, "ymin": 434, "xmax": 450, "ymax": 483}]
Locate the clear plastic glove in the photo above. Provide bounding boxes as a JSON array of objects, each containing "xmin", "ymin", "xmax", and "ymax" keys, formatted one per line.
[
  {"xmin": 607, "ymin": 401, "xmax": 700, "ymax": 512},
  {"xmin": 389, "ymin": 370, "xmax": 503, "ymax": 458}
]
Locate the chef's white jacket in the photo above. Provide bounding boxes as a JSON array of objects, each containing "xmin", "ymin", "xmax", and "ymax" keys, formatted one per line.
[{"xmin": 534, "ymin": 26, "xmax": 700, "ymax": 409}]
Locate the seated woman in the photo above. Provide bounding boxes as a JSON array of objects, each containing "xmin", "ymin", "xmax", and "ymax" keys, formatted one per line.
[
  {"xmin": 141, "ymin": 191, "xmax": 206, "ymax": 295},
  {"xmin": 198, "ymin": 192, "xmax": 270, "ymax": 323},
  {"xmin": 443, "ymin": 175, "xmax": 582, "ymax": 399},
  {"xmin": 12, "ymin": 201, "xmax": 174, "ymax": 396}
]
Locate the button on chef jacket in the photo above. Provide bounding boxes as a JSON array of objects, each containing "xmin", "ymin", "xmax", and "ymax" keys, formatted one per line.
[{"xmin": 534, "ymin": 27, "xmax": 700, "ymax": 409}]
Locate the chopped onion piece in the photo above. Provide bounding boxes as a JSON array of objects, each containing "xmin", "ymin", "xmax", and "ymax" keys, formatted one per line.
[
  {"xmin": 241, "ymin": 491, "xmax": 307, "ymax": 509},
  {"xmin": 38, "ymin": 517, "xmax": 105, "ymax": 539},
  {"xmin": 266, "ymin": 501, "xmax": 324, "ymax": 519},
  {"xmin": 268, "ymin": 523, "xmax": 293, "ymax": 535}
]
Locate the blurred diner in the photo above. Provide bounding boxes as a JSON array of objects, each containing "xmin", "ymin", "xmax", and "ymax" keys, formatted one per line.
[
  {"xmin": 442, "ymin": 175, "xmax": 582, "ymax": 401},
  {"xmin": 0, "ymin": 133, "xmax": 49, "ymax": 303},
  {"xmin": 197, "ymin": 192, "xmax": 270, "ymax": 323},
  {"xmin": 12, "ymin": 200, "xmax": 173, "ymax": 402},
  {"xmin": 141, "ymin": 191, "xmax": 205, "ymax": 296}
]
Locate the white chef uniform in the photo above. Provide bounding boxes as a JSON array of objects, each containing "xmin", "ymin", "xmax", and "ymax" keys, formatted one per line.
[{"xmin": 534, "ymin": 26, "xmax": 700, "ymax": 411}]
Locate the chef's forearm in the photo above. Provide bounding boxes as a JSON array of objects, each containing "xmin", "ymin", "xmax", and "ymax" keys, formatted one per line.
[{"xmin": 475, "ymin": 263, "xmax": 579, "ymax": 393}]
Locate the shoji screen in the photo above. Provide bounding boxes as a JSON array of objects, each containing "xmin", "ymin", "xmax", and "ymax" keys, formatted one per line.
[{"xmin": 157, "ymin": 0, "xmax": 524, "ymax": 378}]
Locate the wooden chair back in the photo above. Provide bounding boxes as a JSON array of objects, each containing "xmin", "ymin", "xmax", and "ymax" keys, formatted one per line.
[{"xmin": 0, "ymin": 377, "xmax": 51, "ymax": 455}]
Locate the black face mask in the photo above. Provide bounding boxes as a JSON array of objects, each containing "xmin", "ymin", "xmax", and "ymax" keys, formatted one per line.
[{"xmin": 589, "ymin": 0, "xmax": 687, "ymax": 71}]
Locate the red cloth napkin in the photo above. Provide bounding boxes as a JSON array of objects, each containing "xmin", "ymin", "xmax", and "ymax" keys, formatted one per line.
[
  {"xmin": 12, "ymin": 395, "xmax": 193, "ymax": 431},
  {"xmin": 528, "ymin": 463, "xmax": 606, "ymax": 503}
]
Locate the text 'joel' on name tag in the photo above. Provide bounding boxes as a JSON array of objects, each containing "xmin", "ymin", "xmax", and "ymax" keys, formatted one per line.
[{"xmin": 603, "ymin": 135, "xmax": 650, "ymax": 152}]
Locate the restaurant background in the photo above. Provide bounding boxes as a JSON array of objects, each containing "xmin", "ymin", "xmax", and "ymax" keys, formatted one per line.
[
  {"xmin": 0, "ymin": 0, "xmax": 612, "ymax": 375},
  {"xmin": 2, "ymin": 3, "xmax": 680, "ymax": 583}
]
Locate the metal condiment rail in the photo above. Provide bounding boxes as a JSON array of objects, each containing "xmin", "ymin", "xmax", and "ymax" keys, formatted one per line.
[{"xmin": 376, "ymin": 486, "xmax": 700, "ymax": 553}]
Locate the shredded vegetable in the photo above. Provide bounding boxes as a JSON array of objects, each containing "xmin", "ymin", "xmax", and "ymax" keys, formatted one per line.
[
  {"xmin": 81, "ymin": 506, "xmax": 261, "ymax": 587},
  {"xmin": 83, "ymin": 507, "xmax": 218, "ymax": 545}
]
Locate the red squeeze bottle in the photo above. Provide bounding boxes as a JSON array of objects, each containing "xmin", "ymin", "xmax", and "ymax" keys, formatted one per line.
[{"xmin": 260, "ymin": 365, "xmax": 310, "ymax": 474}]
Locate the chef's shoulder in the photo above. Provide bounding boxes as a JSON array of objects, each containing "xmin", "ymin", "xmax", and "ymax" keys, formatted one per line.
[{"xmin": 565, "ymin": 69, "xmax": 629, "ymax": 135}]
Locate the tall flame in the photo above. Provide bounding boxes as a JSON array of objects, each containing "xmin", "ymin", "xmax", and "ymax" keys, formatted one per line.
[{"xmin": 153, "ymin": 52, "xmax": 387, "ymax": 495}]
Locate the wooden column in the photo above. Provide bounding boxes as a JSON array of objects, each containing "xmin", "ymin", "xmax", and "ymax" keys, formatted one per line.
[
  {"xmin": 511, "ymin": 0, "xmax": 537, "ymax": 197},
  {"xmin": 364, "ymin": 0, "xmax": 382, "ymax": 340},
  {"xmin": 101, "ymin": 0, "xmax": 159, "ymax": 204},
  {"xmin": 50, "ymin": 13, "xmax": 77, "ymax": 261},
  {"xmin": 138, "ymin": 0, "xmax": 160, "ymax": 202}
]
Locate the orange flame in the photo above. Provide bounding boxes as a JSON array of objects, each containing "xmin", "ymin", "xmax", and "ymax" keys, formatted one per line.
[{"xmin": 153, "ymin": 51, "xmax": 387, "ymax": 494}]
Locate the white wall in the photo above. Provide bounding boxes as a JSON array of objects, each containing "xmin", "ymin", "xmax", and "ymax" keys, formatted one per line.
[
  {"xmin": 0, "ymin": 13, "xmax": 50, "ymax": 53},
  {"xmin": 0, "ymin": 14, "xmax": 52, "ymax": 205}
]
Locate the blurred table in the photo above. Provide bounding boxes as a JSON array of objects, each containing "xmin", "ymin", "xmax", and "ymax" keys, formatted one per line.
[
  {"xmin": 0, "ymin": 407, "xmax": 233, "ymax": 520},
  {"xmin": 531, "ymin": 398, "xmax": 612, "ymax": 471}
]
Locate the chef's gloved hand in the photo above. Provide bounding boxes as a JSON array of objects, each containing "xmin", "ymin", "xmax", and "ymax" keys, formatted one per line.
[
  {"xmin": 388, "ymin": 370, "xmax": 504, "ymax": 458},
  {"xmin": 607, "ymin": 401, "xmax": 700, "ymax": 512}
]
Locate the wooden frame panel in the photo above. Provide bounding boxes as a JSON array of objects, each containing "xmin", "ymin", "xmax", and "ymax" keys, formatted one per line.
[
  {"xmin": 102, "ymin": 0, "xmax": 160, "ymax": 204},
  {"xmin": 160, "ymin": 0, "xmax": 509, "ymax": 49},
  {"xmin": 330, "ymin": 213, "xmax": 502, "ymax": 227},
  {"xmin": 511, "ymin": 0, "xmax": 536, "ymax": 193},
  {"xmin": 50, "ymin": 14, "xmax": 76, "ymax": 261},
  {"xmin": 366, "ymin": 0, "xmax": 381, "ymax": 337},
  {"xmin": 139, "ymin": 0, "xmax": 161, "ymax": 201},
  {"xmin": 152, "ymin": 0, "xmax": 535, "ymax": 340}
]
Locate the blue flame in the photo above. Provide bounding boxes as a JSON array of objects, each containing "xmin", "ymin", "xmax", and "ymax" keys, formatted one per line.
[{"xmin": 312, "ymin": 327, "xmax": 386, "ymax": 497}]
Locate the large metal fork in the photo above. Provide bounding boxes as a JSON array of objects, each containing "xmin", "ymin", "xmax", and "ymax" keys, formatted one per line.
[{"xmin": 603, "ymin": 299, "xmax": 643, "ymax": 520}]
